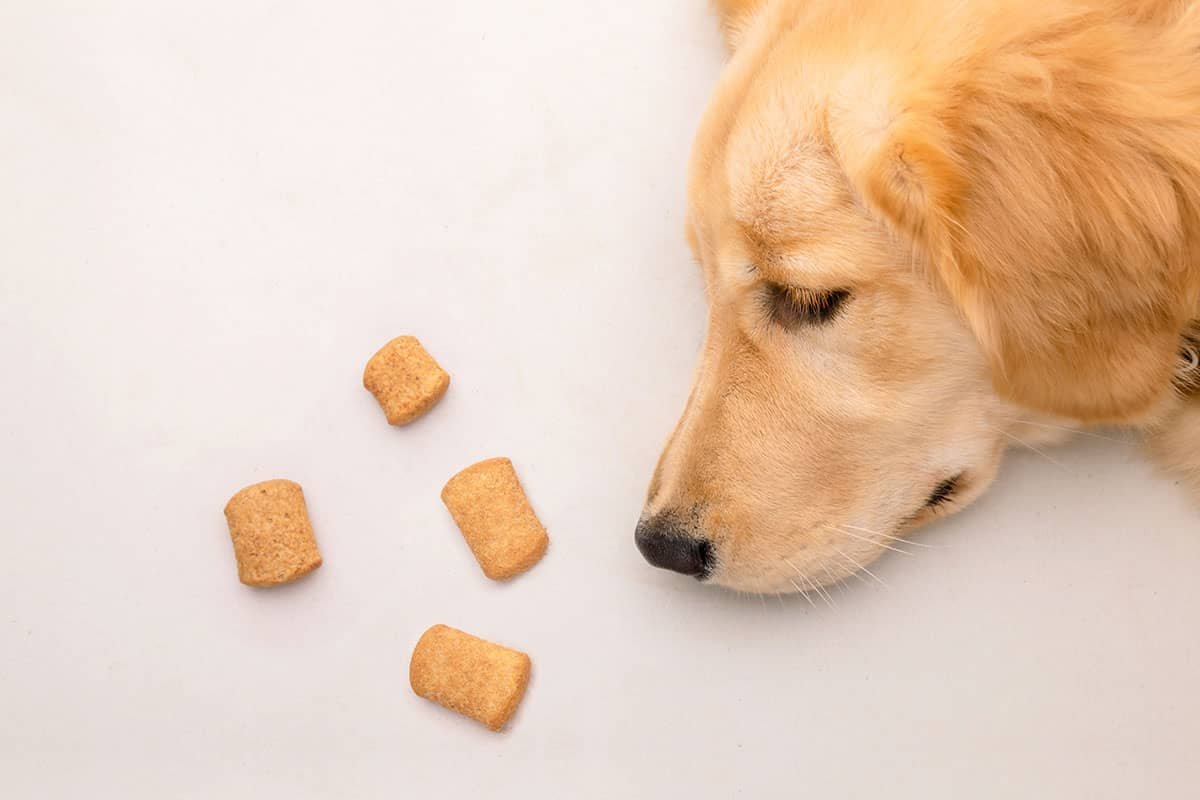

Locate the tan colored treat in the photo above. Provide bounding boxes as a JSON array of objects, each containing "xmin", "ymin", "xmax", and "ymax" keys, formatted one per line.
[
  {"xmin": 441, "ymin": 457, "xmax": 549, "ymax": 580},
  {"xmin": 409, "ymin": 624, "xmax": 531, "ymax": 732},
  {"xmin": 362, "ymin": 336, "xmax": 450, "ymax": 425},
  {"xmin": 223, "ymin": 479, "xmax": 322, "ymax": 587}
]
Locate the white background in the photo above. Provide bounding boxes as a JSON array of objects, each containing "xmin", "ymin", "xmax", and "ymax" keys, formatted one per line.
[{"xmin": 3, "ymin": 2, "xmax": 1199, "ymax": 797}]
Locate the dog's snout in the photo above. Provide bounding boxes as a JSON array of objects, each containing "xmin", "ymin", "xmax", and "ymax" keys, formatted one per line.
[{"xmin": 635, "ymin": 516, "xmax": 712, "ymax": 579}]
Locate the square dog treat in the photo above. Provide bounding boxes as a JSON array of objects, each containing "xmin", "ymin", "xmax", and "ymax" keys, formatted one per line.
[
  {"xmin": 362, "ymin": 336, "xmax": 450, "ymax": 425},
  {"xmin": 223, "ymin": 479, "xmax": 322, "ymax": 587},
  {"xmin": 409, "ymin": 624, "xmax": 531, "ymax": 732},
  {"xmin": 441, "ymin": 457, "xmax": 549, "ymax": 580}
]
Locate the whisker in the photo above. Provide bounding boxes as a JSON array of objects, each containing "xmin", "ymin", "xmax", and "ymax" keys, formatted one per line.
[
  {"xmin": 783, "ymin": 558, "xmax": 824, "ymax": 609},
  {"xmin": 788, "ymin": 578, "xmax": 817, "ymax": 608},
  {"xmin": 810, "ymin": 576, "xmax": 837, "ymax": 610},
  {"xmin": 817, "ymin": 564, "xmax": 844, "ymax": 605},
  {"xmin": 832, "ymin": 525, "xmax": 914, "ymax": 556},
  {"xmin": 988, "ymin": 424, "xmax": 1070, "ymax": 471},
  {"xmin": 832, "ymin": 546, "xmax": 889, "ymax": 588},
  {"xmin": 1004, "ymin": 417, "xmax": 1128, "ymax": 443},
  {"xmin": 805, "ymin": 572, "xmax": 837, "ymax": 609},
  {"xmin": 840, "ymin": 563, "xmax": 870, "ymax": 585},
  {"xmin": 839, "ymin": 523, "xmax": 937, "ymax": 549}
]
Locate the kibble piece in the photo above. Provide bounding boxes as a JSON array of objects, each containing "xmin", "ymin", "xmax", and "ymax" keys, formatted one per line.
[
  {"xmin": 223, "ymin": 479, "xmax": 322, "ymax": 587},
  {"xmin": 409, "ymin": 624, "xmax": 531, "ymax": 732},
  {"xmin": 441, "ymin": 457, "xmax": 549, "ymax": 580},
  {"xmin": 362, "ymin": 336, "xmax": 450, "ymax": 425}
]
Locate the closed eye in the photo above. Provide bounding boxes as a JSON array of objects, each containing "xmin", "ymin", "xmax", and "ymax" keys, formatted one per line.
[
  {"xmin": 765, "ymin": 283, "xmax": 851, "ymax": 328},
  {"xmin": 924, "ymin": 474, "xmax": 962, "ymax": 508}
]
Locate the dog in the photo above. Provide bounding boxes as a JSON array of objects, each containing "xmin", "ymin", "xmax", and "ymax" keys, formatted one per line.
[{"xmin": 635, "ymin": 0, "xmax": 1200, "ymax": 594}]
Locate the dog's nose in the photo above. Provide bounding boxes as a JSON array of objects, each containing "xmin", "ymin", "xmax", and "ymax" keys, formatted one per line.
[{"xmin": 635, "ymin": 516, "xmax": 712, "ymax": 578}]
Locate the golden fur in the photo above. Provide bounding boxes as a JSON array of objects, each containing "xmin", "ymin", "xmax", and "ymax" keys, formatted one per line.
[{"xmin": 641, "ymin": 0, "xmax": 1200, "ymax": 593}]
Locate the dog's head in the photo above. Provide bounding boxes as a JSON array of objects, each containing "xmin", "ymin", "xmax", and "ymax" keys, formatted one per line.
[{"xmin": 637, "ymin": 0, "xmax": 1200, "ymax": 593}]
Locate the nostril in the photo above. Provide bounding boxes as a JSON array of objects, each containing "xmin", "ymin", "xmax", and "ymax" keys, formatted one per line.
[{"xmin": 635, "ymin": 517, "xmax": 712, "ymax": 579}]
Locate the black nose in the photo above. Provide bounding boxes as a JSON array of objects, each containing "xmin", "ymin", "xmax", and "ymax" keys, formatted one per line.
[{"xmin": 635, "ymin": 516, "xmax": 712, "ymax": 578}]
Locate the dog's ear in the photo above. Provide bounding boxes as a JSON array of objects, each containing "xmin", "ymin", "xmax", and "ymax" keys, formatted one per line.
[
  {"xmin": 829, "ymin": 13, "xmax": 1200, "ymax": 422},
  {"xmin": 713, "ymin": 0, "xmax": 768, "ymax": 53}
]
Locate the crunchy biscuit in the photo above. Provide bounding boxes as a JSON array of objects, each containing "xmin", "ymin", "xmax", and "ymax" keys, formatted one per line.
[
  {"xmin": 223, "ymin": 479, "xmax": 322, "ymax": 587},
  {"xmin": 441, "ymin": 457, "xmax": 549, "ymax": 580},
  {"xmin": 362, "ymin": 336, "xmax": 450, "ymax": 426},
  {"xmin": 409, "ymin": 624, "xmax": 531, "ymax": 732}
]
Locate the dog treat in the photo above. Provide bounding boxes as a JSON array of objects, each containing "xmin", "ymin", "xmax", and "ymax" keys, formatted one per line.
[
  {"xmin": 223, "ymin": 479, "xmax": 322, "ymax": 587},
  {"xmin": 362, "ymin": 336, "xmax": 450, "ymax": 425},
  {"xmin": 441, "ymin": 457, "xmax": 549, "ymax": 580},
  {"xmin": 409, "ymin": 624, "xmax": 532, "ymax": 732}
]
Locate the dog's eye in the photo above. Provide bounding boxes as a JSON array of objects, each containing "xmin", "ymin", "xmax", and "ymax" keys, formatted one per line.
[
  {"xmin": 765, "ymin": 283, "xmax": 850, "ymax": 328},
  {"xmin": 924, "ymin": 475, "xmax": 962, "ymax": 508}
]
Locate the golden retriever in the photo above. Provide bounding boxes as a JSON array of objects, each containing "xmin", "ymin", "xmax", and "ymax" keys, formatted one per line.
[{"xmin": 636, "ymin": 0, "xmax": 1200, "ymax": 594}]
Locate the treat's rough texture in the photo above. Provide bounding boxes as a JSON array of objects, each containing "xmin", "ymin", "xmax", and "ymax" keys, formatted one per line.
[
  {"xmin": 409, "ymin": 624, "xmax": 531, "ymax": 732},
  {"xmin": 362, "ymin": 336, "xmax": 450, "ymax": 426},
  {"xmin": 223, "ymin": 479, "xmax": 323, "ymax": 587},
  {"xmin": 441, "ymin": 457, "xmax": 549, "ymax": 580}
]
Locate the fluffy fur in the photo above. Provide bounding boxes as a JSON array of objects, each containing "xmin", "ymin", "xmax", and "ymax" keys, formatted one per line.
[{"xmin": 640, "ymin": 0, "xmax": 1200, "ymax": 593}]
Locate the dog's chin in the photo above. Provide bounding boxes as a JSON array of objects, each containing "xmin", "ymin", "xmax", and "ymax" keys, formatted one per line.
[
  {"xmin": 704, "ymin": 538, "xmax": 893, "ymax": 595},
  {"xmin": 707, "ymin": 553, "xmax": 872, "ymax": 596}
]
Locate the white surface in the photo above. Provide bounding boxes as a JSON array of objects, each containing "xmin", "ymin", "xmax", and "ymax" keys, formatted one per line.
[{"xmin": 2, "ymin": 2, "xmax": 1199, "ymax": 797}]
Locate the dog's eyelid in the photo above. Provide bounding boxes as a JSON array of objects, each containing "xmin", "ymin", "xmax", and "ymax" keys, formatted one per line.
[
  {"xmin": 764, "ymin": 282, "xmax": 851, "ymax": 327},
  {"xmin": 924, "ymin": 474, "xmax": 964, "ymax": 508}
]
